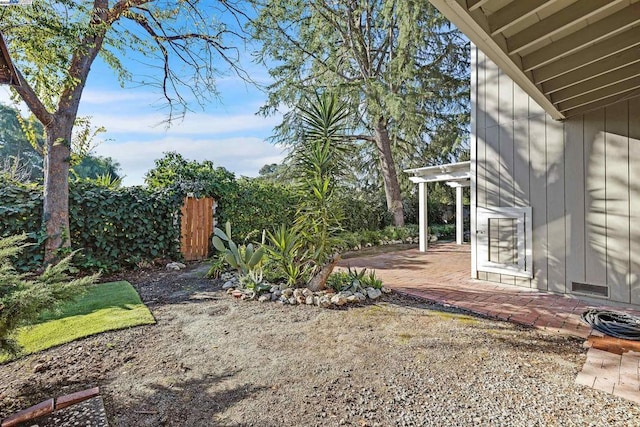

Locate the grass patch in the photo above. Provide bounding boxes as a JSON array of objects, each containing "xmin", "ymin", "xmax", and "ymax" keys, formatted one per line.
[{"xmin": 1, "ymin": 281, "xmax": 155, "ymax": 363}]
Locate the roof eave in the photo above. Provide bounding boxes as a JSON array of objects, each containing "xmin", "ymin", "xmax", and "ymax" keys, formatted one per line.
[{"xmin": 430, "ymin": 0, "xmax": 565, "ymax": 120}]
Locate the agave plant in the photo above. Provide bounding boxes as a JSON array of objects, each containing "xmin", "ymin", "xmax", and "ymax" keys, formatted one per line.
[{"xmin": 212, "ymin": 221, "xmax": 265, "ymax": 284}]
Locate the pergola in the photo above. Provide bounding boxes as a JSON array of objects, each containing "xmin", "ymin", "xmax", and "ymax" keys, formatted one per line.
[
  {"xmin": 405, "ymin": 161, "xmax": 471, "ymax": 252},
  {"xmin": 430, "ymin": 0, "xmax": 640, "ymax": 119}
]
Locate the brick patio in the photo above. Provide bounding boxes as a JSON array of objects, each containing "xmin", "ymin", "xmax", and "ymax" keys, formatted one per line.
[{"xmin": 338, "ymin": 242, "xmax": 640, "ymax": 404}]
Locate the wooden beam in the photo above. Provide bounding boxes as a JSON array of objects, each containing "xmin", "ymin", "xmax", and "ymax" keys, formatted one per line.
[
  {"xmin": 562, "ymin": 88, "xmax": 640, "ymax": 117},
  {"xmin": 522, "ymin": 3, "xmax": 640, "ymax": 71},
  {"xmin": 488, "ymin": 0, "xmax": 555, "ymax": 36},
  {"xmin": 551, "ymin": 62, "xmax": 640, "ymax": 104},
  {"xmin": 429, "ymin": 0, "xmax": 564, "ymax": 119},
  {"xmin": 467, "ymin": 0, "xmax": 490, "ymax": 12},
  {"xmin": 557, "ymin": 75, "xmax": 640, "ymax": 111},
  {"xmin": 532, "ymin": 27, "xmax": 640, "ymax": 83},
  {"xmin": 542, "ymin": 47, "xmax": 640, "ymax": 94},
  {"xmin": 507, "ymin": 0, "xmax": 621, "ymax": 54}
]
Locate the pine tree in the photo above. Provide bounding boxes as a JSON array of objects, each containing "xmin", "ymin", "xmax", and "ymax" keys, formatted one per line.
[
  {"xmin": 251, "ymin": 0, "xmax": 470, "ymax": 225},
  {"xmin": 0, "ymin": 234, "xmax": 97, "ymax": 356}
]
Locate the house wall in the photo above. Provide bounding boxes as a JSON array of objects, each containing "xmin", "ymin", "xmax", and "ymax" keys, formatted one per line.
[{"xmin": 472, "ymin": 45, "xmax": 640, "ymax": 305}]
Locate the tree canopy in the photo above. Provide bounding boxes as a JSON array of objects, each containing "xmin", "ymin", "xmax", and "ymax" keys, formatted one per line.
[
  {"xmin": 0, "ymin": 1, "xmax": 247, "ymax": 261},
  {"xmin": 250, "ymin": 0, "xmax": 469, "ymax": 225}
]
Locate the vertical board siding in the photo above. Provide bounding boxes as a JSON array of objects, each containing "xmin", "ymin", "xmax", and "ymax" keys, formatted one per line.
[
  {"xmin": 546, "ymin": 118, "xmax": 566, "ymax": 294},
  {"xmin": 485, "ymin": 125, "xmax": 501, "ymax": 206},
  {"xmin": 629, "ymin": 97, "xmax": 640, "ymax": 305},
  {"xmin": 529, "ymin": 115, "xmax": 549, "ymax": 290},
  {"xmin": 564, "ymin": 116, "xmax": 586, "ymax": 286},
  {"xmin": 583, "ymin": 109, "xmax": 608, "ymax": 288},
  {"xmin": 605, "ymin": 102, "xmax": 631, "ymax": 303},
  {"xmin": 473, "ymin": 50, "xmax": 639, "ymax": 304},
  {"xmin": 471, "ymin": 45, "xmax": 478, "ymax": 277},
  {"xmin": 477, "ymin": 49, "xmax": 487, "ymax": 210}
]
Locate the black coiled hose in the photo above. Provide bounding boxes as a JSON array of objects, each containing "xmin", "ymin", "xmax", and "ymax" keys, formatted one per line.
[{"xmin": 581, "ymin": 309, "xmax": 640, "ymax": 340}]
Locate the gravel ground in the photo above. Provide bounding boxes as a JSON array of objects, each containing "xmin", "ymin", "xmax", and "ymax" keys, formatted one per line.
[{"xmin": 1, "ymin": 264, "xmax": 638, "ymax": 426}]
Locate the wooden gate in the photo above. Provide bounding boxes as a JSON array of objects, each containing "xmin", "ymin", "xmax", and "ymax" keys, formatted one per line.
[{"xmin": 180, "ymin": 197, "xmax": 215, "ymax": 261}]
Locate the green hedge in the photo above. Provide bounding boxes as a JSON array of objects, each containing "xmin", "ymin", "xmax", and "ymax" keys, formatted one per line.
[
  {"xmin": 1, "ymin": 174, "xmax": 406, "ymax": 272},
  {"xmin": 0, "ymin": 177, "xmax": 184, "ymax": 272},
  {"xmin": 0, "ymin": 177, "xmax": 45, "ymax": 270},
  {"xmin": 68, "ymin": 182, "xmax": 184, "ymax": 271},
  {"xmin": 217, "ymin": 178, "xmax": 298, "ymax": 242}
]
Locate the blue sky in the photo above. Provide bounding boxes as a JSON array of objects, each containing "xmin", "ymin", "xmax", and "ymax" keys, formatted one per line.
[
  {"xmin": 75, "ymin": 57, "xmax": 286, "ymax": 186},
  {"xmin": 1, "ymin": 5, "xmax": 286, "ymax": 186}
]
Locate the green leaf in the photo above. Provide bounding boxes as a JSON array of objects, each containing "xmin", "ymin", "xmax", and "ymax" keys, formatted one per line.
[
  {"xmin": 224, "ymin": 251, "xmax": 239, "ymax": 268},
  {"xmin": 213, "ymin": 227, "xmax": 229, "ymax": 241},
  {"xmin": 212, "ymin": 236, "xmax": 226, "ymax": 252},
  {"xmin": 248, "ymin": 246, "xmax": 265, "ymax": 268}
]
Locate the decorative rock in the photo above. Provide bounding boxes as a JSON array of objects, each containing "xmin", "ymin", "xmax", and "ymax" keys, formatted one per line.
[
  {"xmin": 296, "ymin": 295, "xmax": 306, "ymax": 305},
  {"xmin": 271, "ymin": 292, "xmax": 279, "ymax": 301},
  {"xmin": 302, "ymin": 288, "xmax": 314, "ymax": 298},
  {"xmin": 366, "ymin": 287, "xmax": 382, "ymax": 300},
  {"xmin": 273, "ymin": 290, "xmax": 282, "ymax": 298},
  {"xmin": 278, "ymin": 296, "xmax": 288, "ymax": 304},
  {"xmin": 347, "ymin": 295, "xmax": 359, "ymax": 303},
  {"xmin": 282, "ymin": 288, "xmax": 294, "ymax": 298},
  {"xmin": 288, "ymin": 297, "xmax": 297, "ymax": 305},
  {"xmin": 305, "ymin": 296, "xmax": 314, "ymax": 305},
  {"xmin": 331, "ymin": 294, "xmax": 348, "ymax": 306},
  {"xmin": 313, "ymin": 296, "xmax": 320, "ymax": 306},
  {"xmin": 232, "ymin": 290, "xmax": 244, "ymax": 299},
  {"xmin": 222, "ymin": 281, "xmax": 235, "ymax": 289},
  {"xmin": 270, "ymin": 285, "xmax": 281, "ymax": 293},
  {"xmin": 319, "ymin": 296, "xmax": 332, "ymax": 308},
  {"xmin": 258, "ymin": 295, "xmax": 270, "ymax": 302},
  {"xmin": 166, "ymin": 262, "xmax": 186, "ymax": 271},
  {"xmin": 293, "ymin": 288, "xmax": 303, "ymax": 299},
  {"xmin": 226, "ymin": 288, "xmax": 234, "ymax": 295},
  {"xmin": 354, "ymin": 292, "xmax": 366, "ymax": 302},
  {"xmin": 381, "ymin": 286, "xmax": 392, "ymax": 294}
]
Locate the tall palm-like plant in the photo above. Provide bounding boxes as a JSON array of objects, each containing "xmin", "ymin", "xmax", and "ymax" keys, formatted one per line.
[{"xmin": 291, "ymin": 93, "xmax": 351, "ymax": 289}]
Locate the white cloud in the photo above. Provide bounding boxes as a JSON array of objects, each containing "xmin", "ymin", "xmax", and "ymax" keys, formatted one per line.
[
  {"xmin": 94, "ymin": 136, "xmax": 288, "ymax": 186},
  {"xmin": 89, "ymin": 111, "xmax": 281, "ymax": 136},
  {"xmin": 80, "ymin": 89, "xmax": 159, "ymax": 105}
]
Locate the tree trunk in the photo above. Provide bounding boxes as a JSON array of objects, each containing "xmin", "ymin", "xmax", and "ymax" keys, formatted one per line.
[
  {"xmin": 373, "ymin": 118, "xmax": 405, "ymax": 226},
  {"xmin": 43, "ymin": 119, "xmax": 73, "ymax": 263}
]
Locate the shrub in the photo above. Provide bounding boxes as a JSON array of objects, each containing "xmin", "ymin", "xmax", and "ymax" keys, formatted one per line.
[
  {"xmin": 219, "ymin": 178, "xmax": 297, "ymax": 241},
  {"xmin": 0, "ymin": 176, "xmax": 184, "ymax": 272},
  {"xmin": 0, "ymin": 176, "xmax": 44, "ymax": 271},
  {"xmin": 0, "ymin": 234, "xmax": 97, "ymax": 356},
  {"xmin": 429, "ymin": 224, "xmax": 456, "ymax": 240},
  {"xmin": 327, "ymin": 268, "xmax": 383, "ymax": 293},
  {"xmin": 69, "ymin": 181, "xmax": 184, "ymax": 272}
]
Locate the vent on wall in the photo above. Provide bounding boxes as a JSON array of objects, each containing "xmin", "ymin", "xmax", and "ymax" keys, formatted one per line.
[{"xmin": 571, "ymin": 282, "xmax": 609, "ymax": 298}]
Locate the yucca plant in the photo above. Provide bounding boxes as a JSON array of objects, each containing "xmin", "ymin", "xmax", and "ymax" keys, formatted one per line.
[{"xmin": 288, "ymin": 93, "xmax": 352, "ymax": 288}]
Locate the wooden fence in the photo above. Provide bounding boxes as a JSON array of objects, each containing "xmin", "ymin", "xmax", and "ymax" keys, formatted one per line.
[{"xmin": 180, "ymin": 196, "xmax": 215, "ymax": 261}]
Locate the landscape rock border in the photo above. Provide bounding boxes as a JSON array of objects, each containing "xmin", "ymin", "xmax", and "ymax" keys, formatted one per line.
[{"xmin": 220, "ymin": 272, "xmax": 391, "ymax": 308}]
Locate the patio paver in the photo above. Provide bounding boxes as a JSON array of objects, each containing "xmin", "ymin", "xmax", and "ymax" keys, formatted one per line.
[{"xmin": 338, "ymin": 243, "xmax": 640, "ymax": 405}]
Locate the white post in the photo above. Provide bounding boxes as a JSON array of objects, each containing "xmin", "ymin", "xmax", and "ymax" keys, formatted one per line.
[
  {"xmin": 456, "ymin": 185, "xmax": 464, "ymax": 245},
  {"xmin": 418, "ymin": 181, "xmax": 428, "ymax": 252}
]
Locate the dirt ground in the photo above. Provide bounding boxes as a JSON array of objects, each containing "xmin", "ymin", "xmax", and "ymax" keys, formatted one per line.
[{"xmin": 1, "ymin": 263, "xmax": 639, "ymax": 426}]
